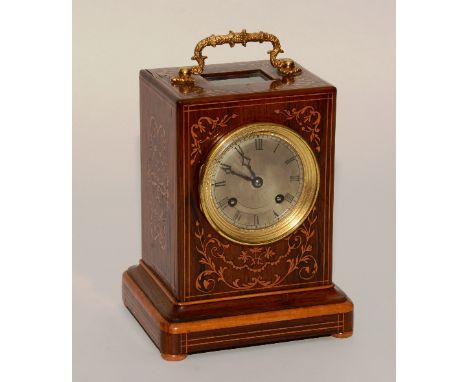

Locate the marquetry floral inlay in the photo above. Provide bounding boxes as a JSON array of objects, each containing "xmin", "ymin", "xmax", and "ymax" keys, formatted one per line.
[
  {"xmin": 147, "ymin": 116, "xmax": 169, "ymax": 251},
  {"xmin": 275, "ymin": 106, "xmax": 321, "ymax": 152},
  {"xmin": 190, "ymin": 114, "xmax": 238, "ymax": 165},
  {"xmin": 194, "ymin": 209, "xmax": 319, "ymax": 293}
]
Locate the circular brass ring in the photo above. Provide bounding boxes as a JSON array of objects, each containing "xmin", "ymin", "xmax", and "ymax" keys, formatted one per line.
[{"xmin": 199, "ymin": 123, "xmax": 320, "ymax": 245}]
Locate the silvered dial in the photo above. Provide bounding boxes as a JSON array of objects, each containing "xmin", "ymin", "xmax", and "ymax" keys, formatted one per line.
[{"xmin": 210, "ymin": 132, "xmax": 304, "ymax": 230}]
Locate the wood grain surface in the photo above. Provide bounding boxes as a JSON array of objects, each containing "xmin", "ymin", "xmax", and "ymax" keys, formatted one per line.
[{"xmin": 124, "ymin": 59, "xmax": 353, "ymax": 359}]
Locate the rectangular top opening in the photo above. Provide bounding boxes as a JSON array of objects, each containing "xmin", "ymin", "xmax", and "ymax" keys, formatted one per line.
[{"xmin": 201, "ymin": 69, "xmax": 273, "ymax": 86}]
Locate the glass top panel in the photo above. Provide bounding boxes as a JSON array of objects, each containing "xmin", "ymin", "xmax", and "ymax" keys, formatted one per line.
[{"xmin": 202, "ymin": 70, "xmax": 272, "ymax": 86}]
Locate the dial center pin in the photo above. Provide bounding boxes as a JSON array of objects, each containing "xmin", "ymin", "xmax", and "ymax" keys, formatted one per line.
[{"xmin": 252, "ymin": 176, "xmax": 263, "ymax": 188}]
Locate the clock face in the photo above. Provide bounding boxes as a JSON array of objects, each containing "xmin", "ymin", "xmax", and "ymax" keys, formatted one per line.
[
  {"xmin": 200, "ymin": 123, "xmax": 319, "ymax": 245},
  {"xmin": 211, "ymin": 133, "xmax": 304, "ymax": 230}
]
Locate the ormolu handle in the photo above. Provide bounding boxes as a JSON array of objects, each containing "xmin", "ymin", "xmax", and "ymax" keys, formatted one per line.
[{"xmin": 171, "ymin": 29, "xmax": 301, "ymax": 85}]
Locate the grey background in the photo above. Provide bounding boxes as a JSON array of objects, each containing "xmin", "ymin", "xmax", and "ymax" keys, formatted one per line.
[{"xmin": 73, "ymin": 0, "xmax": 395, "ymax": 381}]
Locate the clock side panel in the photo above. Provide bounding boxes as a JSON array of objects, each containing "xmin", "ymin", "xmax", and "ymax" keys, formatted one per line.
[
  {"xmin": 179, "ymin": 90, "xmax": 336, "ymax": 302},
  {"xmin": 139, "ymin": 77, "xmax": 178, "ymax": 296}
]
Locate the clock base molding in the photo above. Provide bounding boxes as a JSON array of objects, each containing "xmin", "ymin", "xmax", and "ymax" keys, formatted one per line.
[{"xmin": 122, "ymin": 262, "xmax": 353, "ymax": 360}]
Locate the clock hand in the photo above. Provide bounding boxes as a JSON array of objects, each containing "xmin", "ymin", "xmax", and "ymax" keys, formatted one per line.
[
  {"xmin": 243, "ymin": 161, "xmax": 256, "ymax": 179},
  {"xmin": 222, "ymin": 165, "xmax": 263, "ymax": 188},
  {"xmin": 231, "ymin": 170, "xmax": 253, "ymax": 182},
  {"xmin": 234, "ymin": 145, "xmax": 257, "ymax": 178},
  {"xmin": 220, "ymin": 163, "xmax": 253, "ymax": 182}
]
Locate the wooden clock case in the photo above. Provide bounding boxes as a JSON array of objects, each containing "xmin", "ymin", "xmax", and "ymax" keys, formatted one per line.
[{"xmin": 122, "ymin": 59, "xmax": 353, "ymax": 360}]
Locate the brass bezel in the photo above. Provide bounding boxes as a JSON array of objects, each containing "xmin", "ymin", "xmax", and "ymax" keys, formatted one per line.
[{"xmin": 199, "ymin": 123, "xmax": 320, "ymax": 245}]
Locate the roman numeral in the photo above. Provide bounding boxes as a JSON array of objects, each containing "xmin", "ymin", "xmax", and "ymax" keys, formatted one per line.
[
  {"xmin": 253, "ymin": 214, "xmax": 260, "ymax": 226},
  {"xmin": 290, "ymin": 175, "xmax": 301, "ymax": 182},
  {"xmin": 218, "ymin": 197, "xmax": 229, "ymax": 209},
  {"xmin": 273, "ymin": 143, "xmax": 280, "ymax": 153},
  {"xmin": 233, "ymin": 210, "xmax": 241, "ymax": 223},
  {"xmin": 273, "ymin": 210, "xmax": 279, "ymax": 218},
  {"xmin": 255, "ymin": 138, "xmax": 263, "ymax": 150},
  {"xmin": 213, "ymin": 180, "xmax": 226, "ymax": 187},
  {"xmin": 284, "ymin": 156, "xmax": 296, "ymax": 165},
  {"xmin": 285, "ymin": 193, "xmax": 294, "ymax": 203}
]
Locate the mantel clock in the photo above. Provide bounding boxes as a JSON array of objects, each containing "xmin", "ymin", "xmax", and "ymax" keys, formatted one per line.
[{"xmin": 122, "ymin": 30, "xmax": 353, "ymax": 361}]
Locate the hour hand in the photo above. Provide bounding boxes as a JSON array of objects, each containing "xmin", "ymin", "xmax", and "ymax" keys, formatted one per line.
[{"xmin": 220, "ymin": 163, "xmax": 252, "ymax": 182}]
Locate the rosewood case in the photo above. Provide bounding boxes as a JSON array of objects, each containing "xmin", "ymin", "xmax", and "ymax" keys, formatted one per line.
[{"xmin": 122, "ymin": 60, "xmax": 353, "ymax": 360}]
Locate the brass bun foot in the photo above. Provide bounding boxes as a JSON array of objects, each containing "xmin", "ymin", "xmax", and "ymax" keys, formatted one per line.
[
  {"xmin": 161, "ymin": 353, "xmax": 187, "ymax": 361},
  {"xmin": 332, "ymin": 331, "xmax": 353, "ymax": 338}
]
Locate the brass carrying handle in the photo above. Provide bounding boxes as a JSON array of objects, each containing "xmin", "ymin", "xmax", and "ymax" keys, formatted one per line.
[{"xmin": 171, "ymin": 29, "xmax": 301, "ymax": 85}]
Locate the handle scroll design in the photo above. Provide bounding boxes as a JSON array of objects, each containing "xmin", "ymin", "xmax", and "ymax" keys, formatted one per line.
[{"xmin": 171, "ymin": 30, "xmax": 301, "ymax": 85}]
